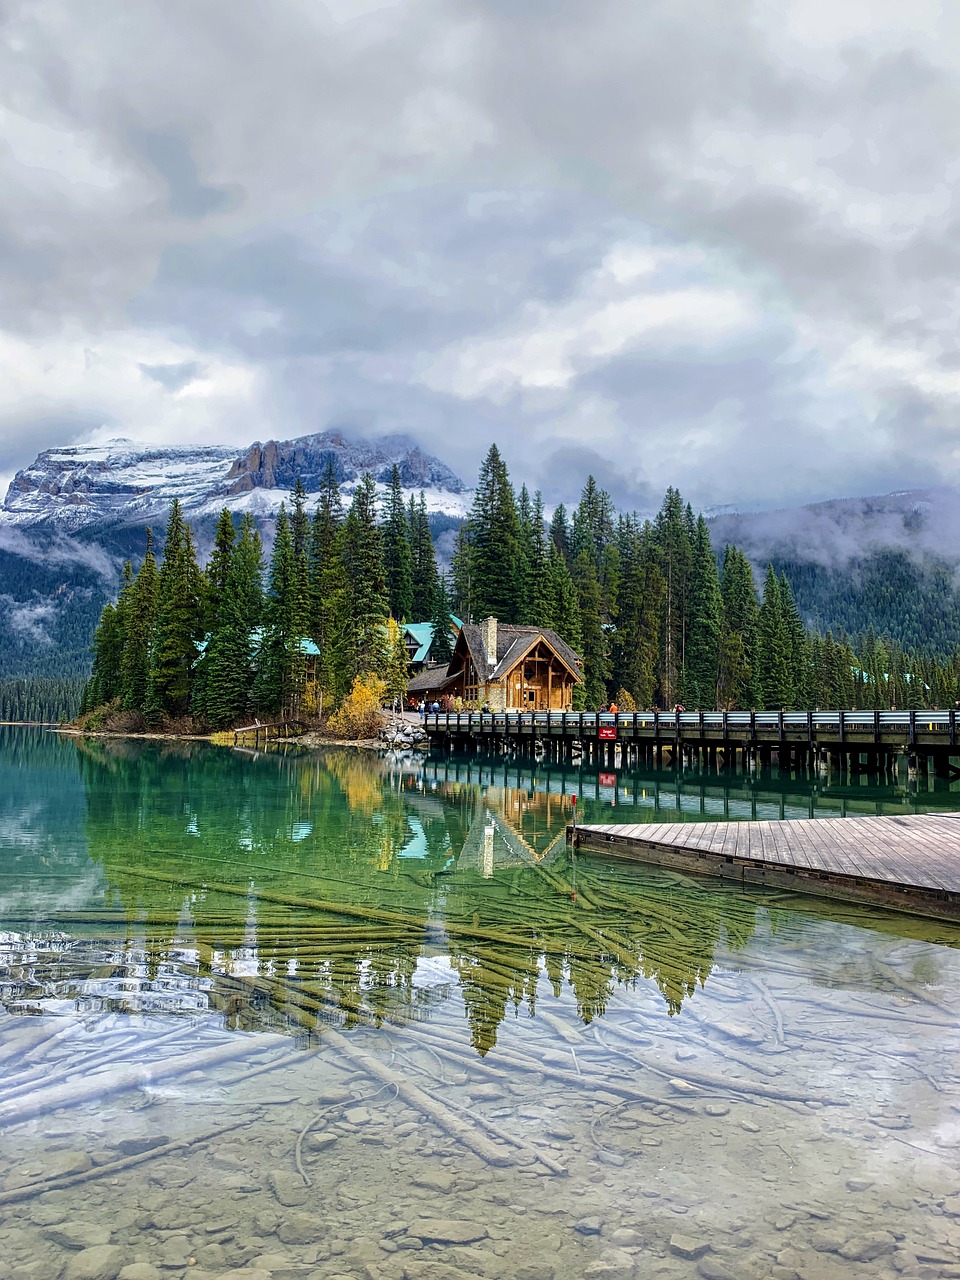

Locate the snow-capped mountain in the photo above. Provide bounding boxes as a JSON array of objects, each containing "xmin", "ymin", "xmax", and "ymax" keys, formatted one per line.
[{"xmin": 1, "ymin": 430, "xmax": 470, "ymax": 531}]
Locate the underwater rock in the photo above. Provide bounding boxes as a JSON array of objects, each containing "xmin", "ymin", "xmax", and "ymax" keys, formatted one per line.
[
  {"xmin": 62, "ymin": 1245, "xmax": 125, "ymax": 1280},
  {"xmin": 44, "ymin": 1222, "xmax": 111, "ymax": 1251},
  {"xmin": 277, "ymin": 1212, "xmax": 324, "ymax": 1245},
  {"xmin": 839, "ymin": 1231, "xmax": 897, "ymax": 1261},
  {"xmin": 669, "ymin": 1233, "xmax": 711, "ymax": 1259},
  {"xmin": 609, "ymin": 1229, "xmax": 644, "ymax": 1247},
  {"xmin": 268, "ymin": 1170, "xmax": 309, "ymax": 1206},
  {"xmin": 408, "ymin": 1219, "xmax": 489, "ymax": 1245},
  {"xmin": 697, "ymin": 1259, "xmax": 739, "ymax": 1280},
  {"xmin": 116, "ymin": 1264, "xmax": 162, "ymax": 1280}
]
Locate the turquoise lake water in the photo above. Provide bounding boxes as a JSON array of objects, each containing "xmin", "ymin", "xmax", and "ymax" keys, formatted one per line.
[{"xmin": 1, "ymin": 726, "xmax": 960, "ymax": 1280}]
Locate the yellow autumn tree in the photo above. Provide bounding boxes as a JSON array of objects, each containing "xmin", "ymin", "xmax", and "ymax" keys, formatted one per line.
[{"xmin": 328, "ymin": 674, "xmax": 386, "ymax": 739}]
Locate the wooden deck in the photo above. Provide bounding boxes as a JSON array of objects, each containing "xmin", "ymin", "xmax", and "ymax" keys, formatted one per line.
[{"xmin": 572, "ymin": 814, "xmax": 960, "ymax": 921}]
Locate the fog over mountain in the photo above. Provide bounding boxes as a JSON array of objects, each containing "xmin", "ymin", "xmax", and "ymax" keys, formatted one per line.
[{"xmin": 709, "ymin": 487, "xmax": 960, "ymax": 574}]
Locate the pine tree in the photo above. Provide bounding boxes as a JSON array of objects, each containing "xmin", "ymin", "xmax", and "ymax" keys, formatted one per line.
[
  {"xmin": 549, "ymin": 503, "xmax": 571, "ymax": 562},
  {"xmin": 201, "ymin": 514, "xmax": 264, "ymax": 728},
  {"xmin": 450, "ymin": 525, "xmax": 475, "ymax": 623},
  {"xmin": 571, "ymin": 476, "xmax": 614, "ymax": 575},
  {"xmin": 546, "ymin": 544, "xmax": 582, "ymax": 651},
  {"xmin": 203, "ymin": 509, "xmax": 236, "ymax": 632},
  {"xmin": 780, "ymin": 573, "xmax": 810, "ymax": 709},
  {"xmin": 384, "ymin": 617, "xmax": 411, "ymax": 711},
  {"xmin": 85, "ymin": 590, "xmax": 125, "ymax": 710},
  {"xmin": 253, "ymin": 505, "xmax": 311, "ymax": 717},
  {"xmin": 429, "ymin": 573, "xmax": 455, "ymax": 666},
  {"xmin": 145, "ymin": 501, "xmax": 204, "ymax": 722},
  {"xmin": 192, "ymin": 509, "xmax": 237, "ymax": 717},
  {"xmin": 409, "ymin": 493, "xmax": 440, "ymax": 620},
  {"xmin": 684, "ymin": 516, "xmax": 722, "ymax": 708},
  {"xmin": 526, "ymin": 491, "xmax": 551, "ymax": 627},
  {"xmin": 573, "ymin": 551, "xmax": 609, "ymax": 709},
  {"xmin": 611, "ymin": 520, "xmax": 663, "ymax": 709},
  {"xmin": 382, "ymin": 465, "xmax": 414, "ymax": 621},
  {"xmin": 719, "ymin": 546, "xmax": 761, "ymax": 708},
  {"xmin": 470, "ymin": 444, "xmax": 521, "ymax": 621},
  {"xmin": 341, "ymin": 474, "xmax": 389, "ymax": 680},
  {"xmin": 653, "ymin": 488, "xmax": 693, "ymax": 708},
  {"xmin": 757, "ymin": 565, "xmax": 792, "ymax": 711},
  {"xmin": 120, "ymin": 532, "xmax": 158, "ymax": 712},
  {"xmin": 309, "ymin": 460, "xmax": 349, "ymax": 705},
  {"xmin": 290, "ymin": 477, "xmax": 310, "ymax": 562}
]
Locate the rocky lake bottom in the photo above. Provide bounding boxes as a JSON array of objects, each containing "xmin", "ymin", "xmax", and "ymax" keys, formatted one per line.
[{"xmin": 2, "ymin": 727, "xmax": 960, "ymax": 1279}]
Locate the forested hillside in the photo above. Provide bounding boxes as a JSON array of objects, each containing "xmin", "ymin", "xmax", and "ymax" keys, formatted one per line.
[
  {"xmin": 777, "ymin": 550, "xmax": 960, "ymax": 656},
  {"xmin": 0, "ymin": 678, "xmax": 85, "ymax": 723},
  {"xmin": 7, "ymin": 433, "xmax": 960, "ymax": 727},
  {"xmin": 80, "ymin": 445, "xmax": 960, "ymax": 730}
]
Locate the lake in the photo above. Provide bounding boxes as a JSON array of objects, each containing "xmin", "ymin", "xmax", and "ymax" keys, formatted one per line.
[{"xmin": 2, "ymin": 726, "xmax": 960, "ymax": 1280}]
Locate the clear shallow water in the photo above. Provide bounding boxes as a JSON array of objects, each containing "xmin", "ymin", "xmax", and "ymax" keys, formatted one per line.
[{"xmin": 2, "ymin": 728, "xmax": 960, "ymax": 1280}]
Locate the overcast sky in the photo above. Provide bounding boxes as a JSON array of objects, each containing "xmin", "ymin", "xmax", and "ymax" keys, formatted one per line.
[{"xmin": 1, "ymin": 0, "xmax": 960, "ymax": 512}]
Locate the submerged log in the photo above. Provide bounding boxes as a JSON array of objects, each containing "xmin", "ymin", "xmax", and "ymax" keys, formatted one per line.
[
  {"xmin": 323, "ymin": 1027, "xmax": 515, "ymax": 1167},
  {"xmin": 0, "ymin": 1035, "xmax": 286, "ymax": 1129}
]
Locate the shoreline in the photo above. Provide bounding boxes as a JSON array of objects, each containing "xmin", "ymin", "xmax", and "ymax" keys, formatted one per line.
[{"xmin": 50, "ymin": 725, "xmax": 386, "ymax": 751}]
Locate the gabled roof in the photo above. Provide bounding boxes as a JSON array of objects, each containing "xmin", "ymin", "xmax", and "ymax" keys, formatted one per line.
[
  {"xmin": 403, "ymin": 616, "xmax": 463, "ymax": 665},
  {"xmin": 455, "ymin": 623, "xmax": 582, "ymax": 683}
]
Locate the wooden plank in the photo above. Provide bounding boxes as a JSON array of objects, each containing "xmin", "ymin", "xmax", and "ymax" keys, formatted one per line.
[{"xmin": 573, "ymin": 813, "xmax": 960, "ymax": 917}]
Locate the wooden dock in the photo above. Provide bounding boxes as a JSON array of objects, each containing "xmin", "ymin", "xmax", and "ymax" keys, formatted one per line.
[
  {"xmin": 572, "ymin": 814, "xmax": 960, "ymax": 921},
  {"xmin": 424, "ymin": 708, "xmax": 960, "ymax": 779}
]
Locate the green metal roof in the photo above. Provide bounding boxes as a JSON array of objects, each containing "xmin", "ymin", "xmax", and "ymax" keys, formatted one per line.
[
  {"xmin": 404, "ymin": 617, "xmax": 462, "ymax": 665},
  {"xmin": 196, "ymin": 628, "xmax": 320, "ymax": 658}
]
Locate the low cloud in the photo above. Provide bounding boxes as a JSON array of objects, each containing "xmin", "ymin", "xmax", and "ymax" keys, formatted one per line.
[
  {"xmin": 710, "ymin": 486, "xmax": 960, "ymax": 573},
  {"xmin": 3, "ymin": 597, "xmax": 57, "ymax": 646},
  {"xmin": 0, "ymin": 526, "xmax": 119, "ymax": 581}
]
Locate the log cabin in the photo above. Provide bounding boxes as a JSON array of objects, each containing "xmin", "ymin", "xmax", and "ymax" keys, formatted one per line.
[{"xmin": 418, "ymin": 616, "xmax": 582, "ymax": 711}]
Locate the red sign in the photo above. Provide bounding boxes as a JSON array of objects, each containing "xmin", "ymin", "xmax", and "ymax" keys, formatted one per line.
[
  {"xmin": 599, "ymin": 773, "xmax": 616, "ymax": 786},
  {"xmin": 598, "ymin": 726, "xmax": 617, "ymax": 740}
]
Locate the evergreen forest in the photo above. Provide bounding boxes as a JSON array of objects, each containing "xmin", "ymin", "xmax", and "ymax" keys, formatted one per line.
[{"xmin": 76, "ymin": 445, "xmax": 960, "ymax": 730}]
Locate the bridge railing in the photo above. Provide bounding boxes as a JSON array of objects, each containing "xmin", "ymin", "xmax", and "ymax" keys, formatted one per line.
[{"xmin": 422, "ymin": 709, "xmax": 958, "ymax": 741}]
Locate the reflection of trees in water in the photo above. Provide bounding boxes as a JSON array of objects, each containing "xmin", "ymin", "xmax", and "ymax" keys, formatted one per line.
[
  {"xmin": 440, "ymin": 854, "xmax": 760, "ymax": 1053},
  {"xmin": 74, "ymin": 739, "xmax": 462, "ymax": 1034},
  {"xmin": 72, "ymin": 739, "xmax": 761, "ymax": 1052}
]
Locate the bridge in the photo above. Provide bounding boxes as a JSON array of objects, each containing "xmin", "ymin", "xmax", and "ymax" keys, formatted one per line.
[{"xmin": 423, "ymin": 709, "xmax": 960, "ymax": 780}]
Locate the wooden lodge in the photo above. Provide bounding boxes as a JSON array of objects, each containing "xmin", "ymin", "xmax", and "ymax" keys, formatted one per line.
[{"xmin": 411, "ymin": 616, "xmax": 582, "ymax": 711}]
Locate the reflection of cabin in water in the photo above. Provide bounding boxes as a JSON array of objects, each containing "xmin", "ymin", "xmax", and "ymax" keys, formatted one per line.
[{"xmin": 415, "ymin": 616, "xmax": 582, "ymax": 710}]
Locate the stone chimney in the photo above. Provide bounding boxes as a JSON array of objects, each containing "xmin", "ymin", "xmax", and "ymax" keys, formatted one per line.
[{"xmin": 480, "ymin": 616, "xmax": 498, "ymax": 668}]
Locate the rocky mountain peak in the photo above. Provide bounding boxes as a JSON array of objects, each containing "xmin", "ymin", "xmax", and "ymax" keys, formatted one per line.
[{"xmin": 1, "ymin": 430, "xmax": 469, "ymax": 530}]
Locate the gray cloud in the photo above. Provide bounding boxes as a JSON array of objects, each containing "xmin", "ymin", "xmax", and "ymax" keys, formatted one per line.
[
  {"xmin": 1, "ymin": 0, "xmax": 960, "ymax": 510},
  {"xmin": 132, "ymin": 129, "xmax": 239, "ymax": 220},
  {"xmin": 138, "ymin": 360, "xmax": 204, "ymax": 391}
]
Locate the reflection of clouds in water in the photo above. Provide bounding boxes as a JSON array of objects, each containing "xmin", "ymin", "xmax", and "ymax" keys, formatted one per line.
[
  {"xmin": 411, "ymin": 955, "xmax": 456, "ymax": 994},
  {"xmin": 0, "ymin": 805, "xmax": 46, "ymax": 847}
]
